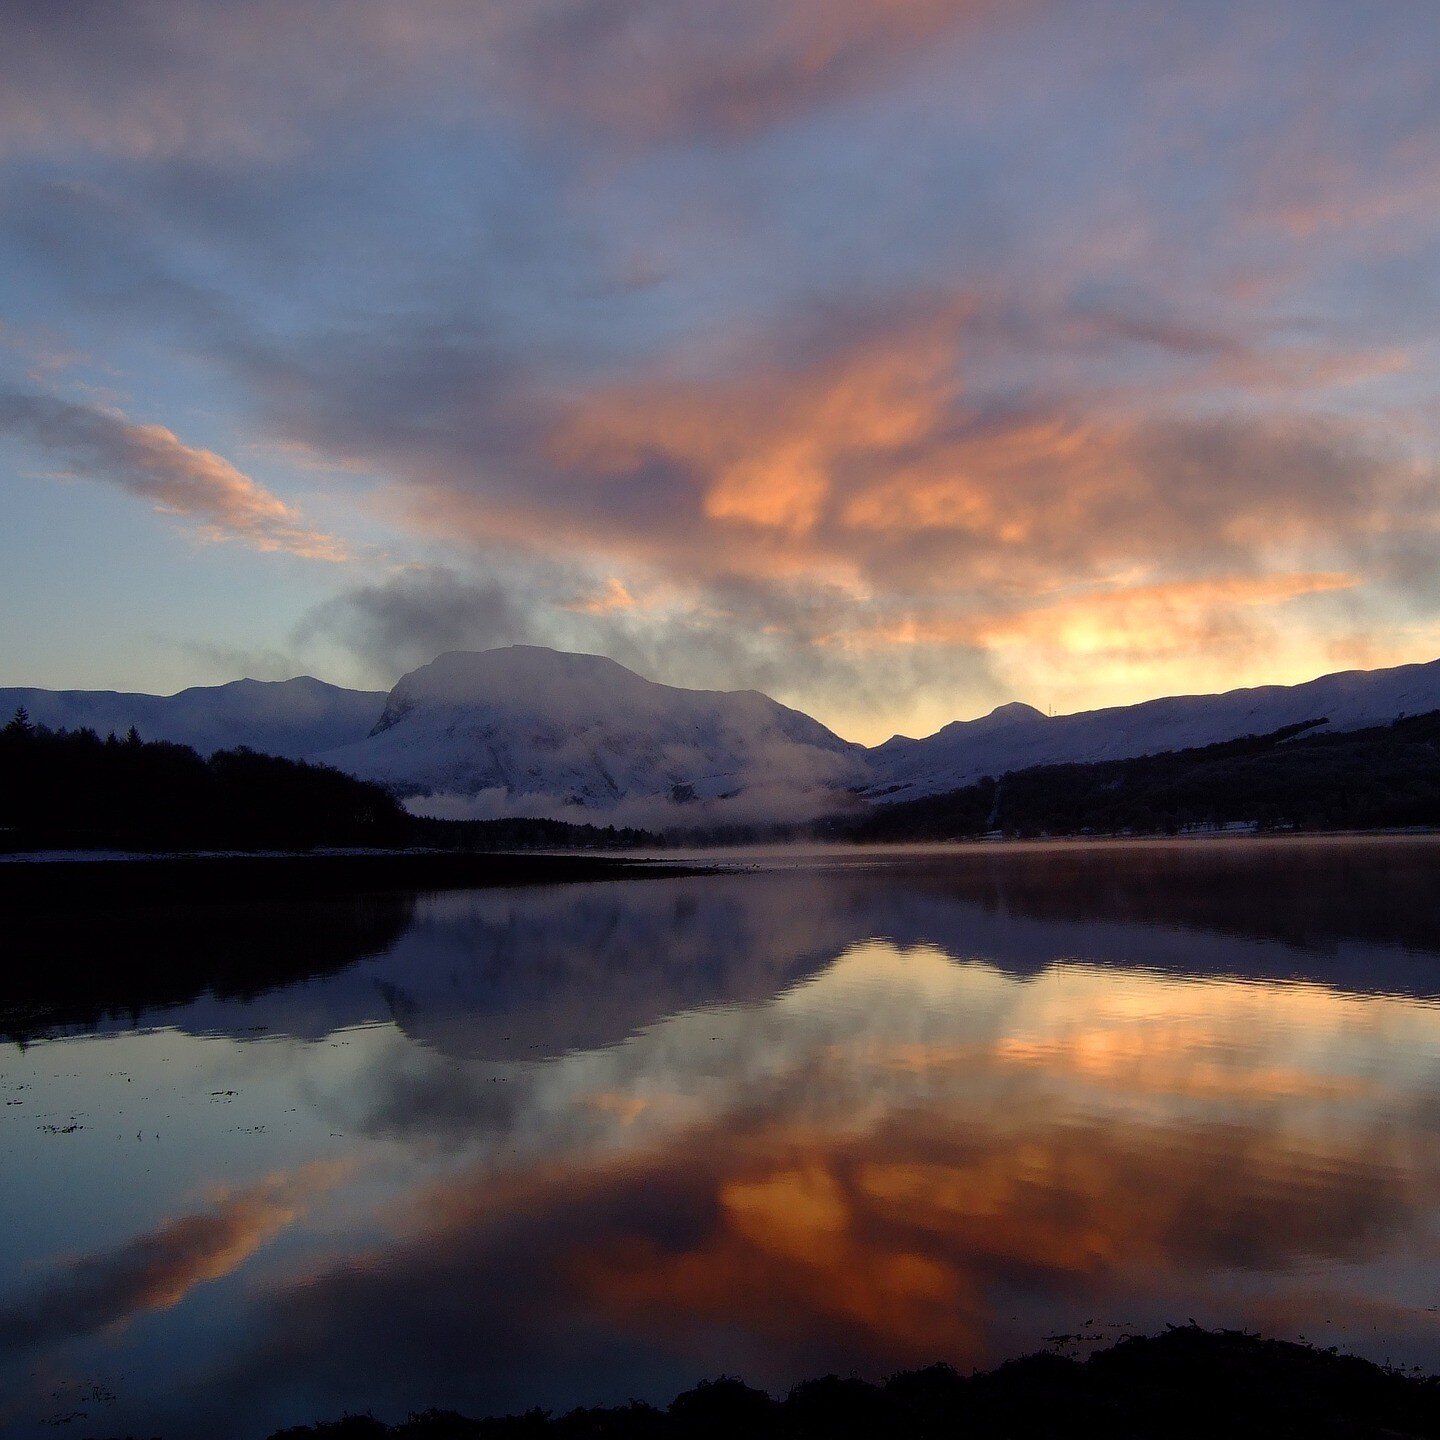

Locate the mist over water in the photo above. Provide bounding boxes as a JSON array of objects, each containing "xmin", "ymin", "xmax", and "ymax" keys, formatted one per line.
[{"xmin": 3, "ymin": 837, "xmax": 1440, "ymax": 1438}]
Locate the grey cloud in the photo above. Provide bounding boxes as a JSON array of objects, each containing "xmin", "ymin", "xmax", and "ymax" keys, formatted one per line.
[
  {"xmin": 6, "ymin": 32, "xmax": 1429, "ymax": 611},
  {"xmin": 296, "ymin": 566, "xmax": 542, "ymax": 677},
  {"xmin": 5, "ymin": 0, "xmax": 1437, "ymax": 732},
  {"xmin": 297, "ymin": 564, "xmax": 1003, "ymax": 737},
  {"xmin": 0, "ymin": 0, "xmax": 1022, "ymax": 159}
]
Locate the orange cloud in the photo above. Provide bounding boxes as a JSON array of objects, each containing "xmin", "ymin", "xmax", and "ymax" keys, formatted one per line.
[
  {"xmin": 0, "ymin": 390, "xmax": 350, "ymax": 561},
  {"xmin": 563, "ymin": 577, "xmax": 639, "ymax": 615},
  {"xmin": 467, "ymin": 291, "xmax": 1429, "ymax": 611},
  {"xmin": 840, "ymin": 572, "xmax": 1357, "ymax": 652},
  {"xmin": 381, "ymin": 284, "xmax": 1431, "ymax": 732}
]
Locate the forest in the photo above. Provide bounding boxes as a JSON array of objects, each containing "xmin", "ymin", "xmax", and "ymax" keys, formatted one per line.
[
  {"xmin": 0, "ymin": 709, "xmax": 658, "ymax": 852},
  {"xmin": 0, "ymin": 709, "xmax": 413, "ymax": 851}
]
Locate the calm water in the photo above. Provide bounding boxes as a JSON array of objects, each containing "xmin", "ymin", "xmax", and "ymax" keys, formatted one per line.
[{"xmin": 3, "ymin": 837, "xmax": 1440, "ymax": 1437}]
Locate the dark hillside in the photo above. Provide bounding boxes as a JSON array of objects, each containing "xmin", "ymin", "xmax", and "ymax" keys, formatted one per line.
[{"xmin": 847, "ymin": 711, "xmax": 1440, "ymax": 840}]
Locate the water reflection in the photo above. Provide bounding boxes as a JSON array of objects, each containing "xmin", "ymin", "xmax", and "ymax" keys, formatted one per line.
[
  {"xmin": 2, "ymin": 838, "xmax": 1440, "ymax": 1438},
  {"xmin": 1, "ymin": 893, "xmax": 417, "ymax": 1041}
]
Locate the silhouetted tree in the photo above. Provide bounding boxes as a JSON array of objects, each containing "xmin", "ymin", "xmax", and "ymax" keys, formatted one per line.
[{"xmin": 0, "ymin": 725, "xmax": 415, "ymax": 852}]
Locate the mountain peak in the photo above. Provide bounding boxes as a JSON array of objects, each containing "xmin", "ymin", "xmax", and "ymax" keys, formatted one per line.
[
  {"xmin": 376, "ymin": 646, "xmax": 654, "ymax": 725},
  {"xmin": 422, "ymin": 645, "xmax": 636, "ymax": 682},
  {"xmin": 985, "ymin": 701, "xmax": 1047, "ymax": 723},
  {"xmin": 926, "ymin": 700, "xmax": 1046, "ymax": 739},
  {"xmin": 333, "ymin": 644, "xmax": 866, "ymax": 815}
]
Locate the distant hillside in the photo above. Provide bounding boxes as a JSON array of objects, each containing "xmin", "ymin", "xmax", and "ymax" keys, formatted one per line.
[
  {"xmin": 866, "ymin": 657, "xmax": 1440, "ymax": 802},
  {"xmin": 847, "ymin": 711, "xmax": 1440, "ymax": 840},
  {"xmin": 0, "ymin": 675, "xmax": 384, "ymax": 759}
]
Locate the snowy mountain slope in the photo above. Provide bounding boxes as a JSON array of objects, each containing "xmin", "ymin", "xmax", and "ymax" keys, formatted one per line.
[
  {"xmin": 0, "ymin": 676, "xmax": 385, "ymax": 759},
  {"xmin": 318, "ymin": 646, "xmax": 868, "ymax": 818},
  {"xmin": 866, "ymin": 657, "xmax": 1440, "ymax": 802},
  {"xmin": 9, "ymin": 648, "xmax": 1439, "ymax": 820}
]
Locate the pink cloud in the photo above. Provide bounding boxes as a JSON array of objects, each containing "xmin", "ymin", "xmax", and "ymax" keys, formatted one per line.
[{"xmin": 0, "ymin": 391, "xmax": 351, "ymax": 561}]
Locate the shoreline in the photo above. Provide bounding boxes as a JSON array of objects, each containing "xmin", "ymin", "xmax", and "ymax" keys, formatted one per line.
[
  {"xmin": 3, "ymin": 825, "xmax": 1439, "ymax": 892},
  {"xmin": 0, "ymin": 849, "xmax": 700, "ymax": 907},
  {"xmin": 259, "ymin": 1327, "xmax": 1440, "ymax": 1439}
]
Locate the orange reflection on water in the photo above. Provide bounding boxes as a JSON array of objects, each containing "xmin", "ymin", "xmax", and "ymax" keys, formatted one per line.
[{"xmin": 197, "ymin": 938, "xmax": 1440, "ymax": 1408}]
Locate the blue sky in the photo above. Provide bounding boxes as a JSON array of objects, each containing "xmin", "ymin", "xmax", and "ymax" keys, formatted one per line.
[{"xmin": 2, "ymin": 0, "xmax": 1438, "ymax": 742}]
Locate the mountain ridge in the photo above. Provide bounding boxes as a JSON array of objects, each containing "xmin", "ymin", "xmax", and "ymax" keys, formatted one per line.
[
  {"xmin": 6, "ymin": 648, "xmax": 1440, "ymax": 822},
  {"xmin": 0, "ymin": 675, "xmax": 387, "ymax": 761},
  {"xmin": 865, "ymin": 656, "xmax": 1440, "ymax": 801},
  {"xmin": 319, "ymin": 645, "xmax": 868, "ymax": 822}
]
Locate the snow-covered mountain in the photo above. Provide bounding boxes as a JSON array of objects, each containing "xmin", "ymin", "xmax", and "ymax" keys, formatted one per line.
[
  {"xmin": 865, "ymin": 657, "xmax": 1440, "ymax": 802},
  {"xmin": 318, "ymin": 646, "xmax": 868, "ymax": 821},
  {"xmin": 0, "ymin": 676, "xmax": 384, "ymax": 759},
  {"xmin": 8, "ymin": 649, "xmax": 1440, "ymax": 821}
]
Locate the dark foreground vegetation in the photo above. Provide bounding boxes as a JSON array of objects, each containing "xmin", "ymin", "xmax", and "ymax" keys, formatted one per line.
[
  {"xmin": 259, "ymin": 1329, "xmax": 1440, "ymax": 1440},
  {"xmin": 845, "ymin": 710, "xmax": 1440, "ymax": 841},
  {"xmin": 0, "ymin": 708, "xmax": 410, "ymax": 850},
  {"xmin": 0, "ymin": 710, "xmax": 654, "ymax": 852}
]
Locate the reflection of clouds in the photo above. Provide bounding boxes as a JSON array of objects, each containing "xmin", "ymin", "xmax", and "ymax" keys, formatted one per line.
[
  {"xmin": 20, "ymin": 851, "xmax": 1440, "ymax": 1434},
  {"xmin": 355, "ymin": 943, "xmax": 1440, "ymax": 1162},
  {"xmin": 570, "ymin": 1107, "xmax": 1417, "ymax": 1369},
  {"xmin": 0, "ymin": 1162, "xmax": 347, "ymax": 1352},
  {"xmin": 210, "ymin": 944, "xmax": 1440, "ymax": 1421}
]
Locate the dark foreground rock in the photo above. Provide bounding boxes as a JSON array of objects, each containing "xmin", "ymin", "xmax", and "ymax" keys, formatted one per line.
[{"xmin": 259, "ymin": 1328, "xmax": 1440, "ymax": 1440}]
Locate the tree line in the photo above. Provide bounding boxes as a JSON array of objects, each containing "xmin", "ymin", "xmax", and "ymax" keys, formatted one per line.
[
  {"xmin": 0, "ymin": 708, "xmax": 413, "ymax": 851},
  {"xmin": 0, "ymin": 709, "xmax": 658, "ymax": 853}
]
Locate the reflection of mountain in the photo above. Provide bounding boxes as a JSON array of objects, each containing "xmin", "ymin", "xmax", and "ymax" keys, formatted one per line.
[
  {"xmin": 362, "ymin": 839, "xmax": 1440, "ymax": 1065},
  {"xmin": 368, "ymin": 876, "xmax": 864, "ymax": 1058},
  {"xmin": 25, "ymin": 837, "xmax": 1440, "ymax": 1048},
  {"xmin": 0, "ymin": 893, "xmax": 416, "ymax": 1041},
  {"xmin": 836, "ymin": 837, "xmax": 1440, "ymax": 991}
]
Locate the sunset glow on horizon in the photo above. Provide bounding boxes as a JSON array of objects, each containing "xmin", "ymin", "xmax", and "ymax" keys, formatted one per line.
[{"xmin": 3, "ymin": 2, "xmax": 1439, "ymax": 742}]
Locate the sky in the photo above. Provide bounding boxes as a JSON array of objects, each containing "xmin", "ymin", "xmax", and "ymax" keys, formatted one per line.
[{"xmin": 1, "ymin": 1, "xmax": 1438, "ymax": 744}]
